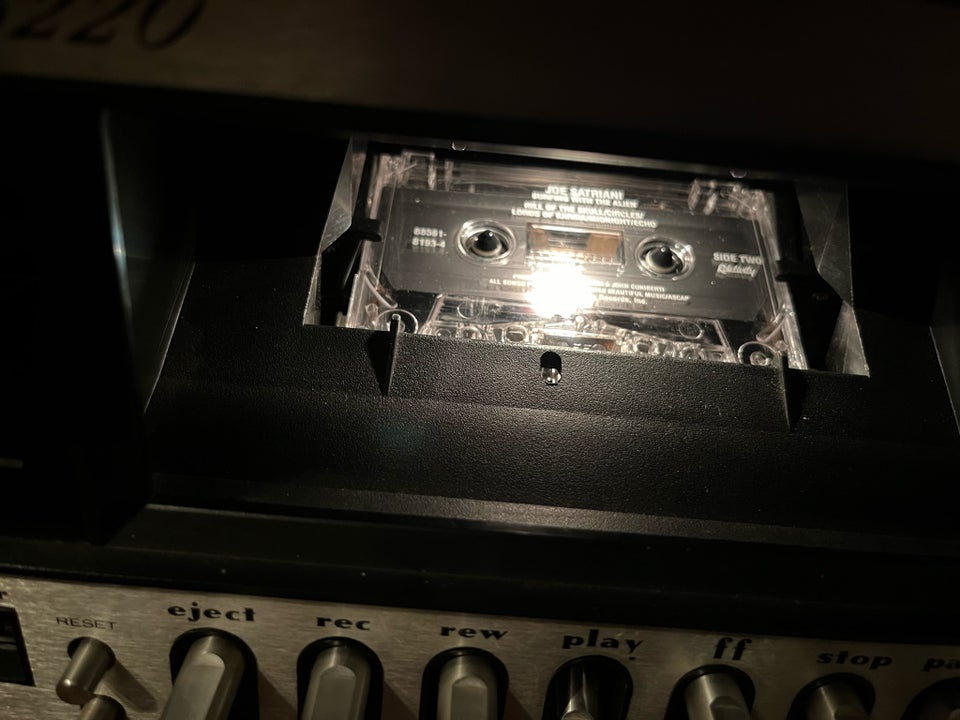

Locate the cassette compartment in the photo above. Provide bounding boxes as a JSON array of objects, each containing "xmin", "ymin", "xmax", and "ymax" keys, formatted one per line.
[
  {"xmin": 100, "ymin": 115, "xmax": 955, "ymax": 542},
  {"xmin": 309, "ymin": 150, "xmax": 818, "ymax": 369}
]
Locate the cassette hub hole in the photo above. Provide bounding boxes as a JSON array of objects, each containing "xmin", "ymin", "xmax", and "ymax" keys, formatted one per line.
[
  {"xmin": 646, "ymin": 245, "xmax": 680, "ymax": 273},
  {"xmin": 467, "ymin": 229, "xmax": 508, "ymax": 258},
  {"xmin": 474, "ymin": 230, "xmax": 502, "ymax": 255},
  {"xmin": 636, "ymin": 237, "xmax": 693, "ymax": 278},
  {"xmin": 458, "ymin": 220, "xmax": 515, "ymax": 263}
]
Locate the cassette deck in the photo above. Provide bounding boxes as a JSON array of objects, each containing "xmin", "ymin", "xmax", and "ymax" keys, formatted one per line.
[{"xmin": 2, "ymin": 4, "xmax": 960, "ymax": 716}]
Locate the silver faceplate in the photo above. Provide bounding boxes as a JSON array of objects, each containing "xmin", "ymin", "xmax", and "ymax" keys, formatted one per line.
[{"xmin": 0, "ymin": 575, "xmax": 957, "ymax": 719}]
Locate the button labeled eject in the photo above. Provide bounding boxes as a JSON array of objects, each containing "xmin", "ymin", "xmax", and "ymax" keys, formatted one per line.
[{"xmin": 161, "ymin": 632, "xmax": 254, "ymax": 720}]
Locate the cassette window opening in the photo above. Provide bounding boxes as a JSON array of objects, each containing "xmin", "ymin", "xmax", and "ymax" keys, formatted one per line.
[{"xmin": 308, "ymin": 146, "xmax": 863, "ymax": 375}]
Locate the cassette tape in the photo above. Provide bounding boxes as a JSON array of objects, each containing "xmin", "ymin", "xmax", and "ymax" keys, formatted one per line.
[{"xmin": 338, "ymin": 150, "xmax": 807, "ymax": 368}]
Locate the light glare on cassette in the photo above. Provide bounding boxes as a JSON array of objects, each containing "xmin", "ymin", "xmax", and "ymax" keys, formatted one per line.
[
  {"xmin": 527, "ymin": 261, "xmax": 597, "ymax": 319},
  {"xmin": 335, "ymin": 149, "xmax": 807, "ymax": 368}
]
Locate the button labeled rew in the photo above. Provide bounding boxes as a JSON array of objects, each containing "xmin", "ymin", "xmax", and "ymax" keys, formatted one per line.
[
  {"xmin": 420, "ymin": 649, "xmax": 507, "ymax": 720},
  {"xmin": 436, "ymin": 654, "xmax": 500, "ymax": 720}
]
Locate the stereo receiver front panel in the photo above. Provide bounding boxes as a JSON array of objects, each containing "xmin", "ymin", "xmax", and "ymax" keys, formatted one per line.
[{"xmin": 1, "ymin": 575, "xmax": 957, "ymax": 720}]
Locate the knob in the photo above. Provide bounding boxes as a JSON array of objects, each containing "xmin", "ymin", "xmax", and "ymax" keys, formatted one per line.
[
  {"xmin": 57, "ymin": 638, "xmax": 116, "ymax": 705},
  {"xmin": 79, "ymin": 696, "xmax": 125, "ymax": 720},
  {"xmin": 436, "ymin": 653, "xmax": 500, "ymax": 720},
  {"xmin": 300, "ymin": 644, "xmax": 371, "ymax": 720},
  {"xmin": 905, "ymin": 680, "xmax": 960, "ymax": 720},
  {"xmin": 160, "ymin": 635, "xmax": 245, "ymax": 720},
  {"xmin": 684, "ymin": 671, "xmax": 752, "ymax": 720},
  {"xmin": 559, "ymin": 660, "xmax": 599, "ymax": 719},
  {"xmin": 543, "ymin": 656, "xmax": 632, "ymax": 720},
  {"xmin": 806, "ymin": 682, "xmax": 869, "ymax": 720}
]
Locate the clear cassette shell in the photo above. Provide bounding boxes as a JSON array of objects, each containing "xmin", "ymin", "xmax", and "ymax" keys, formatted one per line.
[{"xmin": 336, "ymin": 150, "xmax": 806, "ymax": 368}]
